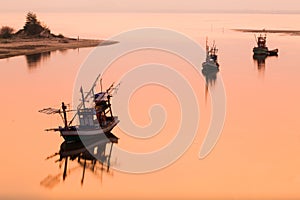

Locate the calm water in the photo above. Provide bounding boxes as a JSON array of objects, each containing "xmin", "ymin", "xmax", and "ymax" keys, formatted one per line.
[{"xmin": 1, "ymin": 12, "xmax": 300, "ymax": 199}]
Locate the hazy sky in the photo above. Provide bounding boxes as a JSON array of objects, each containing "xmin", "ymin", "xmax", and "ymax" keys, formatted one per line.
[{"xmin": 1, "ymin": 0, "xmax": 300, "ymax": 13}]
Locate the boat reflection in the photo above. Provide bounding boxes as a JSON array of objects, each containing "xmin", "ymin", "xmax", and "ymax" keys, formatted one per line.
[
  {"xmin": 25, "ymin": 51, "xmax": 51, "ymax": 69},
  {"xmin": 202, "ymin": 65, "xmax": 219, "ymax": 102},
  {"xmin": 41, "ymin": 132, "xmax": 118, "ymax": 188},
  {"xmin": 253, "ymin": 54, "xmax": 267, "ymax": 73}
]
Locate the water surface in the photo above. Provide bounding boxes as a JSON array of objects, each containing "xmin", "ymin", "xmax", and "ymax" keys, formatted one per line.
[{"xmin": 1, "ymin": 12, "xmax": 300, "ymax": 199}]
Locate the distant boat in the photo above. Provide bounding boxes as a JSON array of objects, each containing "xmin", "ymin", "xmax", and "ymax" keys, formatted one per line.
[
  {"xmin": 202, "ymin": 38, "xmax": 219, "ymax": 70},
  {"xmin": 253, "ymin": 34, "xmax": 278, "ymax": 56},
  {"xmin": 39, "ymin": 74, "xmax": 120, "ymax": 142}
]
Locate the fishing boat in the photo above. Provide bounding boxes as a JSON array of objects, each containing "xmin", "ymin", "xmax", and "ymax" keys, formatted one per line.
[
  {"xmin": 39, "ymin": 75, "xmax": 120, "ymax": 142},
  {"xmin": 253, "ymin": 34, "xmax": 278, "ymax": 56},
  {"xmin": 202, "ymin": 38, "xmax": 219, "ymax": 70}
]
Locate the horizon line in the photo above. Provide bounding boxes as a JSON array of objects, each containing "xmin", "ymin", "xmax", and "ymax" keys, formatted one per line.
[{"xmin": 1, "ymin": 9, "xmax": 300, "ymax": 14}]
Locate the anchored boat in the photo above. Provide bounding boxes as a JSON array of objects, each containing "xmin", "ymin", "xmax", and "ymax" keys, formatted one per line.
[
  {"xmin": 39, "ymin": 75, "xmax": 120, "ymax": 142},
  {"xmin": 202, "ymin": 38, "xmax": 219, "ymax": 70},
  {"xmin": 253, "ymin": 34, "xmax": 278, "ymax": 56}
]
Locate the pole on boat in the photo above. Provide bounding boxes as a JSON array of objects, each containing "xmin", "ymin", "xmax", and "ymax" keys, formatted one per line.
[
  {"xmin": 254, "ymin": 34, "xmax": 258, "ymax": 44},
  {"xmin": 80, "ymin": 86, "xmax": 86, "ymax": 109},
  {"xmin": 91, "ymin": 88, "xmax": 95, "ymax": 98},
  {"xmin": 107, "ymin": 95, "xmax": 113, "ymax": 118},
  {"xmin": 206, "ymin": 37, "xmax": 209, "ymax": 55},
  {"xmin": 62, "ymin": 102, "xmax": 68, "ymax": 129}
]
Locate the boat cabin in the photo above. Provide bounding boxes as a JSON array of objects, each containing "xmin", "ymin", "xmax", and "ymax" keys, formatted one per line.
[
  {"xmin": 257, "ymin": 34, "xmax": 267, "ymax": 48},
  {"xmin": 94, "ymin": 92, "xmax": 114, "ymax": 128},
  {"xmin": 78, "ymin": 108, "xmax": 99, "ymax": 128}
]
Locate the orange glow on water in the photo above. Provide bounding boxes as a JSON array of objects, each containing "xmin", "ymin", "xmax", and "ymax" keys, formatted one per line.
[{"xmin": 0, "ymin": 12, "xmax": 300, "ymax": 199}]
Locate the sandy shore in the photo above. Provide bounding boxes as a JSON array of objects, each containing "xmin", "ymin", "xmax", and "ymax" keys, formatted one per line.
[{"xmin": 0, "ymin": 37, "xmax": 117, "ymax": 59}]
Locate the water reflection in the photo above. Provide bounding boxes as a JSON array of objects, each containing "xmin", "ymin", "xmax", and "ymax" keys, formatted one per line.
[
  {"xmin": 202, "ymin": 66, "xmax": 219, "ymax": 101},
  {"xmin": 26, "ymin": 51, "xmax": 51, "ymax": 69},
  {"xmin": 24, "ymin": 41, "xmax": 119, "ymax": 69},
  {"xmin": 41, "ymin": 133, "xmax": 118, "ymax": 188},
  {"xmin": 253, "ymin": 54, "xmax": 267, "ymax": 73}
]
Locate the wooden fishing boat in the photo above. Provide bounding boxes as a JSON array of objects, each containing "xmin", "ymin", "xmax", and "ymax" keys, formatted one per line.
[
  {"xmin": 253, "ymin": 34, "xmax": 278, "ymax": 56},
  {"xmin": 202, "ymin": 38, "xmax": 219, "ymax": 69},
  {"xmin": 40, "ymin": 75, "xmax": 120, "ymax": 142}
]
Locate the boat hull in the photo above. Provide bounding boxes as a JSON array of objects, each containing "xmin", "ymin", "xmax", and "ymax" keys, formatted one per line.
[
  {"xmin": 253, "ymin": 47, "xmax": 268, "ymax": 55},
  {"xmin": 202, "ymin": 61, "xmax": 219, "ymax": 70},
  {"xmin": 59, "ymin": 118, "xmax": 119, "ymax": 142},
  {"xmin": 268, "ymin": 49, "xmax": 278, "ymax": 56},
  {"xmin": 253, "ymin": 47, "xmax": 278, "ymax": 56}
]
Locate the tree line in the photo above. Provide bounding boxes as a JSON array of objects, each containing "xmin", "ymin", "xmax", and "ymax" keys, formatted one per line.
[{"xmin": 0, "ymin": 12, "xmax": 60, "ymax": 39}]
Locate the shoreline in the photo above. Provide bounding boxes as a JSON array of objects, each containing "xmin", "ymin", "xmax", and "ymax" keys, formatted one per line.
[
  {"xmin": 0, "ymin": 37, "xmax": 116, "ymax": 59},
  {"xmin": 233, "ymin": 28, "xmax": 300, "ymax": 35}
]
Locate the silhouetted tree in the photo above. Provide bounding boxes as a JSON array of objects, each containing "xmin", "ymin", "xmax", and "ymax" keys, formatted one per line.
[
  {"xmin": 23, "ymin": 12, "xmax": 48, "ymax": 36},
  {"xmin": 25, "ymin": 12, "xmax": 39, "ymax": 26},
  {"xmin": 0, "ymin": 26, "xmax": 14, "ymax": 38}
]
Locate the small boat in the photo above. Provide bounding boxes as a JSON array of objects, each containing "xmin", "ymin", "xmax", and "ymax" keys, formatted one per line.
[
  {"xmin": 253, "ymin": 34, "xmax": 278, "ymax": 56},
  {"xmin": 40, "ymin": 74, "xmax": 120, "ymax": 142},
  {"xmin": 202, "ymin": 38, "xmax": 219, "ymax": 70}
]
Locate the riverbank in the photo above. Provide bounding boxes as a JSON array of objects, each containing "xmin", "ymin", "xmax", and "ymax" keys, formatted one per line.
[
  {"xmin": 0, "ymin": 37, "xmax": 111, "ymax": 59},
  {"xmin": 233, "ymin": 28, "xmax": 300, "ymax": 35}
]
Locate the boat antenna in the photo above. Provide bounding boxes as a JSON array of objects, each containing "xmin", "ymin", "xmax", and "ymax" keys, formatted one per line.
[
  {"xmin": 68, "ymin": 74, "xmax": 102, "ymax": 126},
  {"xmin": 100, "ymin": 78, "xmax": 103, "ymax": 92},
  {"xmin": 106, "ymin": 82, "xmax": 115, "ymax": 94},
  {"xmin": 76, "ymin": 73, "xmax": 101, "ymax": 110},
  {"xmin": 206, "ymin": 37, "xmax": 208, "ymax": 53},
  {"xmin": 62, "ymin": 102, "xmax": 68, "ymax": 129},
  {"xmin": 112, "ymin": 82, "xmax": 121, "ymax": 95},
  {"xmin": 80, "ymin": 86, "xmax": 86, "ymax": 109}
]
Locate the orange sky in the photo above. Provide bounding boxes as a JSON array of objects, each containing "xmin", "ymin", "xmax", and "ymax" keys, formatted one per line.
[{"xmin": 1, "ymin": 0, "xmax": 300, "ymax": 13}]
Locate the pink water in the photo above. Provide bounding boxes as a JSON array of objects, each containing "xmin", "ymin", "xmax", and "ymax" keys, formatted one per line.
[{"xmin": 0, "ymin": 12, "xmax": 300, "ymax": 199}]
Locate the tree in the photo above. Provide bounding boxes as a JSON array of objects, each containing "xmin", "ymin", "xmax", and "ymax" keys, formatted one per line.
[
  {"xmin": 24, "ymin": 12, "xmax": 40, "ymax": 27},
  {"xmin": 23, "ymin": 12, "xmax": 45, "ymax": 36},
  {"xmin": 0, "ymin": 26, "xmax": 14, "ymax": 38}
]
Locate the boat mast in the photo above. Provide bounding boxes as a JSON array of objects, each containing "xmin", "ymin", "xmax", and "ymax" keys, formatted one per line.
[
  {"xmin": 100, "ymin": 78, "xmax": 103, "ymax": 92},
  {"xmin": 106, "ymin": 83, "xmax": 115, "ymax": 118},
  {"xmin": 107, "ymin": 95, "xmax": 113, "ymax": 118},
  {"xmin": 80, "ymin": 86, "xmax": 86, "ymax": 109},
  {"xmin": 206, "ymin": 37, "xmax": 209, "ymax": 56},
  {"xmin": 68, "ymin": 74, "xmax": 102, "ymax": 126},
  {"xmin": 62, "ymin": 102, "xmax": 68, "ymax": 129}
]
